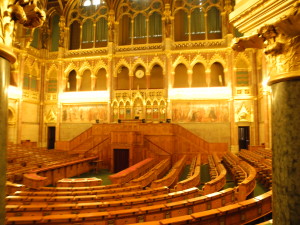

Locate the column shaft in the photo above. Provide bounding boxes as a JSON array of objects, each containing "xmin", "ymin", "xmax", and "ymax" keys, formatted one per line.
[
  {"xmin": 271, "ymin": 80, "xmax": 300, "ymax": 225},
  {"xmin": 0, "ymin": 57, "xmax": 10, "ymax": 225}
]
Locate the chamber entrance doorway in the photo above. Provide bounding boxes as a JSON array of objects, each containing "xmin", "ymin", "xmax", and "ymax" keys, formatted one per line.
[
  {"xmin": 238, "ymin": 126, "xmax": 250, "ymax": 151},
  {"xmin": 113, "ymin": 149, "xmax": 129, "ymax": 173},
  {"xmin": 47, "ymin": 127, "xmax": 56, "ymax": 149}
]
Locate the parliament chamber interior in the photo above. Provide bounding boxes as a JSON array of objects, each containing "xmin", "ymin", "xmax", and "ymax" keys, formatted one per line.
[{"xmin": 0, "ymin": 0, "xmax": 300, "ymax": 224}]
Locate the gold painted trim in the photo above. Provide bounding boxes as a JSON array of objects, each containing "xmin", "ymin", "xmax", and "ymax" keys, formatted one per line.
[
  {"xmin": 268, "ymin": 71, "xmax": 300, "ymax": 85},
  {"xmin": 0, "ymin": 43, "xmax": 16, "ymax": 63}
]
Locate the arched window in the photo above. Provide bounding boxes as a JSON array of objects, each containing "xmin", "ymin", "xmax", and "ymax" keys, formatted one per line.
[
  {"xmin": 95, "ymin": 68, "xmax": 107, "ymax": 90},
  {"xmin": 236, "ymin": 59, "xmax": 249, "ymax": 86},
  {"xmin": 134, "ymin": 13, "xmax": 146, "ymax": 44},
  {"xmin": 207, "ymin": 7, "xmax": 222, "ymax": 39},
  {"xmin": 95, "ymin": 17, "xmax": 108, "ymax": 47},
  {"xmin": 191, "ymin": 8, "xmax": 205, "ymax": 40},
  {"xmin": 210, "ymin": 62, "xmax": 225, "ymax": 87},
  {"xmin": 174, "ymin": 64, "xmax": 188, "ymax": 88},
  {"xmin": 69, "ymin": 21, "xmax": 80, "ymax": 50},
  {"xmin": 80, "ymin": 69, "xmax": 92, "ymax": 91},
  {"xmin": 133, "ymin": 66, "xmax": 146, "ymax": 89},
  {"xmin": 192, "ymin": 63, "xmax": 206, "ymax": 87},
  {"xmin": 68, "ymin": 70, "xmax": 77, "ymax": 91},
  {"xmin": 50, "ymin": 14, "xmax": 60, "ymax": 51},
  {"xmin": 149, "ymin": 12, "xmax": 162, "ymax": 43},
  {"xmin": 82, "ymin": 19, "xmax": 94, "ymax": 48},
  {"xmin": 174, "ymin": 9, "xmax": 188, "ymax": 41},
  {"xmin": 117, "ymin": 67, "xmax": 129, "ymax": 90},
  {"xmin": 119, "ymin": 15, "xmax": 131, "ymax": 45},
  {"xmin": 150, "ymin": 64, "xmax": 163, "ymax": 89}
]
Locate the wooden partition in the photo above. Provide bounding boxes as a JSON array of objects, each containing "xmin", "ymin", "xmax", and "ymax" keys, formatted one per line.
[
  {"xmin": 55, "ymin": 124, "xmax": 228, "ymax": 171},
  {"xmin": 25, "ymin": 157, "xmax": 98, "ymax": 187}
]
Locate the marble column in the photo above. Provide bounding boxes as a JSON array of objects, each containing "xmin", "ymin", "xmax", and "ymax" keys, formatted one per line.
[
  {"xmin": 271, "ymin": 80, "xmax": 300, "ymax": 225},
  {"xmin": 0, "ymin": 56, "xmax": 10, "ymax": 225}
]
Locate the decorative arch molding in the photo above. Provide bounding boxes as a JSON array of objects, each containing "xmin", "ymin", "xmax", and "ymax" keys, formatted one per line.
[
  {"xmin": 119, "ymin": 99, "xmax": 125, "ymax": 107},
  {"xmin": 132, "ymin": 58, "xmax": 147, "ymax": 73},
  {"xmin": 208, "ymin": 53, "xmax": 226, "ymax": 70},
  {"xmin": 94, "ymin": 59, "xmax": 108, "ymax": 75},
  {"xmin": 172, "ymin": 55, "xmax": 190, "ymax": 71},
  {"xmin": 47, "ymin": 64, "xmax": 59, "ymax": 79},
  {"xmin": 234, "ymin": 52, "xmax": 251, "ymax": 69},
  {"xmin": 47, "ymin": 7, "xmax": 61, "ymax": 21},
  {"xmin": 78, "ymin": 61, "xmax": 92, "ymax": 77},
  {"xmin": 133, "ymin": 93, "xmax": 145, "ymax": 106},
  {"xmin": 63, "ymin": 0, "xmax": 78, "ymax": 24},
  {"xmin": 64, "ymin": 62, "xmax": 78, "ymax": 78},
  {"xmin": 115, "ymin": 58, "xmax": 130, "ymax": 77},
  {"xmin": 111, "ymin": 100, "xmax": 118, "ymax": 107},
  {"xmin": 191, "ymin": 54, "xmax": 207, "ymax": 68},
  {"xmin": 149, "ymin": 57, "xmax": 165, "ymax": 74}
]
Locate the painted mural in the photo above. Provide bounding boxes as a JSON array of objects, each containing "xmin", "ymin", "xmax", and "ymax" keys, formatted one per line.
[
  {"xmin": 172, "ymin": 101, "xmax": 229, "ymax": 122},
  {"xmin": 62, "ymin": 104, "xmax": 108, "ymax": 122}
]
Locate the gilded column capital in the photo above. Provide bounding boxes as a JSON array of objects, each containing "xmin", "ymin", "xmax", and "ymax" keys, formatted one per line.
[
  {"xmin": 0, "ymin": 0, "xmax": 45, "ymax": 62},
  {"xmin": 232, "ymin": 1, "xmax": 300, "ymax": 85}
]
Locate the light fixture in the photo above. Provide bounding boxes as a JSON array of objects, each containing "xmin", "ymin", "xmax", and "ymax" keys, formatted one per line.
[{"xmin": 83, "ymin": 0, "xmax": 91, "ymax": 6}]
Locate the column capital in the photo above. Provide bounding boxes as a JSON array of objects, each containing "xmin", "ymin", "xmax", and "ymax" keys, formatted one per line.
[{"xmin": 231, "ymin": 2, "xmax": 300, "ymax": 85}]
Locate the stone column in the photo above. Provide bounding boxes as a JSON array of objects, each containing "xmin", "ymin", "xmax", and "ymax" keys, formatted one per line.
[
  {"xmin": 0, "ymin": 55, "xmax": 10, "ymax": 225},
  {"xmin": 271, "ymin": 79, "xmax": 300, "ymax": 224},
  {"xmin": 230, "ymin": 1, "xmax": 300, "ymax": 224}
]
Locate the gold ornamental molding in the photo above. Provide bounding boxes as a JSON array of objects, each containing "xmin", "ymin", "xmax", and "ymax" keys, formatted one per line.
[
  {"xmin": 230, "ymin": 0, "xmax": 298, "ymax": 35},
  {"xmin": 268, "ymin": 71, "xmax": 300, "ymax": 85},
  {"xmin": 231, "ymin": 1, "xmax": 300, "ymax": 85}
]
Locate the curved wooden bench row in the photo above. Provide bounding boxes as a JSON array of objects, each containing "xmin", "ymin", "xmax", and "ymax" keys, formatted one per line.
[
  {"xmin": 6, "ymin": 186, "xmax": 169, "ymax": 205},
  {"xmin": 222, "ymin": 152, "xmax": 257, "ymax": 201},
  {"xmin": 223, "ymin": 152, "xmax": 246, "ymax": 184},
  {"xmin": 236, "ymin": 161, "xmax": 257, "ymax": 201},
  {"xmin": 39, "ymin": 183, "xmax": 121, "ymax": 192},
  {"xmin": 7, "ymin": 145, "xmax": 82, "ymax": 183},
  {"xmin": 151, "ymin": 156, "xmax": 187, "ymax": 188},
  {"xmin": 24, "ymin": 156, "xmax": 99, "ymax": 187},
  {"xmin": 128, "ymin": 191, "xmax": 272, "ymax": 225},
  {"xmin": 109, "ymin": 158, "xmax": 156, "ymax": 185},
  {"xmin": 6, "ymin": 188, "xmax": 237, "ymax": 225},
  {"xmin": 12, "ymin": 185, "xmax": 143, "ymax": 197},
  {"xmin": 238, "ymin": 150, "xmax": 272, "ymax": 190},
  {"xmin": 202, "ymin": 153, "xmax": 227, "ymax": 195},
  {"xmin": 6, "ymin": 188, "xmax": 200, "ymax": 217},
  {"xmin": 56, "ymin": 177, "xmax": 102, "ymax": 187},
  {"xmin": 129, "ymin": 158, "xmax": 171, "ymax": 187},
  {"xmin": 174, "ymin": 154, "xmax": 201, "ymax": 191},
  {"xmin": 6, "ymin": 182, "xmax": 25, "ymax": 195}
]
